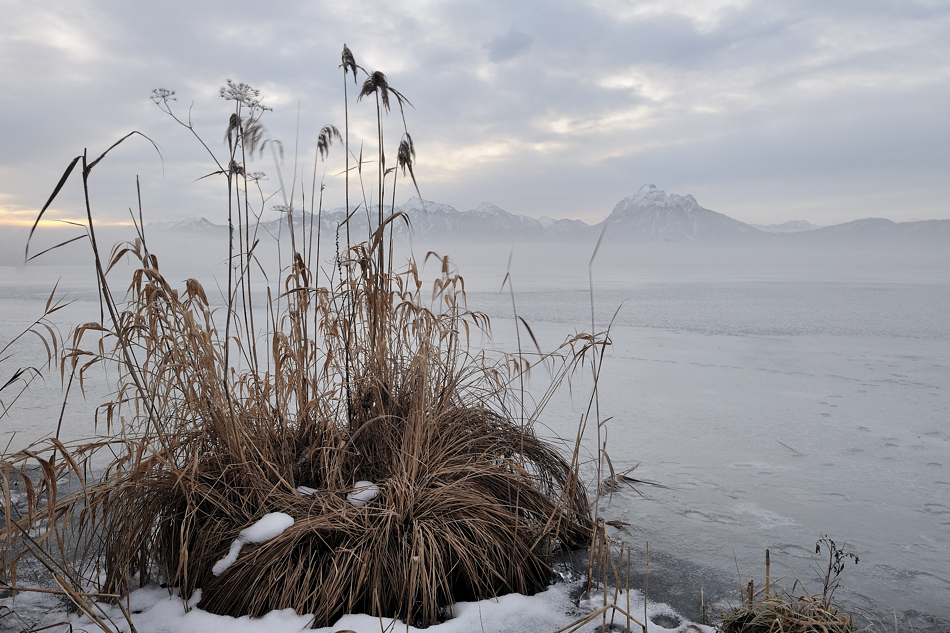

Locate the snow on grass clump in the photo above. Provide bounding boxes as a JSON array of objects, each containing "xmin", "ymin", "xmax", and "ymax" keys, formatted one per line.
[
  {"xmin": 212, "ymin": 513, "xmax": 295, "ymax": 576},
  {"xmin": 345, "ymin": 481, "xmax": 379, "ymax": 508}
]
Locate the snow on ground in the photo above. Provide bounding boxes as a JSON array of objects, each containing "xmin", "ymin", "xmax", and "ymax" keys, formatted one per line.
[{"xmin": 20, "ymin": 581, "xmax": 713, "ymax": 633}]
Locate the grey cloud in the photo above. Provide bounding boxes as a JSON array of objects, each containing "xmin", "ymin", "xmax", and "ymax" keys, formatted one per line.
[
  {"xmin": 484, "ymin": 29, "xmax": 534, "ymax": 62},
  {"xmin": 2, "ymin": 0, "xmax": 950, "ymax": 227}
]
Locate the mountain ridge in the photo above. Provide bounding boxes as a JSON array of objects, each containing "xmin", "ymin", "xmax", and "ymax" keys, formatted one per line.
[{"xmin": 146, "ymin": 186, "xmax": 949, "ymax": 245}]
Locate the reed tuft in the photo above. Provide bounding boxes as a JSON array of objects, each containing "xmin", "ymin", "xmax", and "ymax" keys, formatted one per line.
[
  {"xmin": 1, "ymin": 46, "xmax": 595, "ymax": 630},
  {"xmin": 719, "ymin": 545, "xmax": 881, "ymax": 633}
]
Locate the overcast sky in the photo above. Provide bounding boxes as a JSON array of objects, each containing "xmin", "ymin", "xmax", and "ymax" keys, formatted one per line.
[{"xmin": 2, "ymin": 0, "xmax": 949, "ymax": 228}]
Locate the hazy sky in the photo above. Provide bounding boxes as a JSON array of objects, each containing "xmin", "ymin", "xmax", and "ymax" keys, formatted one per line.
[{"xmin": 2, "ymin": 0, "xmax": 949, "ymax": 228}]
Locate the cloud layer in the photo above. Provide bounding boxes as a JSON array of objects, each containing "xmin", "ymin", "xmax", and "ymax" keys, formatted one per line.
[{"xmin": 2, "ymin": 0, "xmax": 948, "ymax": 227}]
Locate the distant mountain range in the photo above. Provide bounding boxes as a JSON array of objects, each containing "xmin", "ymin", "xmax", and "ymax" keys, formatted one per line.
[
  {"xmin": 148, "ymin": 184, "xmax": 950, "ymax": 245},
  {"xmin": 751, "ymin": 220, "xmax": 821, "ymax": 233}
]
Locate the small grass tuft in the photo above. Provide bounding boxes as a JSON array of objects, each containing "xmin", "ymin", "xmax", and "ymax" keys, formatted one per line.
[{"xmin": 719, "ymin": 541, "xmax": 882, "ymax": 633}]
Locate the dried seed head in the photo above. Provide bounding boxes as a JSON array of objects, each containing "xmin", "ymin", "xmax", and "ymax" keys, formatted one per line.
[
  {"xmin": 317, "ymin": 125, "xmax": 342, "ymax": 161},
  {"xmin": 219, "ymin": 79, "xmax": 271, "ymax": 113},
  {"xmin": 150, "ymin": 88, "xmax": 176, "ymax": 105},
  {"xmin": 341, "ymin": 44, "xmax": 358, "ymax": 83},
  {"xmin": 358, "ymin": 71, "xmax": 412, "ymax": 115},
  {"xmin": 397, "ymin": 133, "xmax": 415, "ymax": 173}
]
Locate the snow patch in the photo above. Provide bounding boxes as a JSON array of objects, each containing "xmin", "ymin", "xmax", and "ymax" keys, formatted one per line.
[
  {"xmin": 346, "ymin": 481, "xmax": 379, "ymax": 508},
  {"xmin": 70, "ymin": 581, "xmax": 713, "ymax": 633},
  {"xmin": 212, "ymin": 512, "xmax": 294, "ymax": 576}
]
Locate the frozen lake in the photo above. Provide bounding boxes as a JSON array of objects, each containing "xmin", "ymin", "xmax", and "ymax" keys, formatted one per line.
[
  {"xmin": 447, "ymin": 242, "xmax": 949, "ymax": 630},
  {"xmin": 1, "ymin": 238, "xmax": 948, "ymax": 631},
  {"xmin": 474, "ymin": 309, "xmax": 949, "ymax": 630}
]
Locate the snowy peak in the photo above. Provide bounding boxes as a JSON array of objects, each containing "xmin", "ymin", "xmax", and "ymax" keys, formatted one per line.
[
  {"xmin": 398, "ymin": 198, "xmax": 544, "ymax": 238},
  {"xmin": 614, "ymin": 184, "xmax": 700, "ymax": 212},
  {"xmin": 469, "ymin": 202, "xmax": 510, "ymax": 217},
  {"xmin": 609, "ymin": 186, "xmax": 709, "ymax": 219},
  {"xmin": 147, "ymin": 217, "xmax": 223, "ymax": 231},
  {"xmin": 400, "ymin": 197, "xmax": 460, "ymax": 217},
  {"xmin": 602, "ymin": 186, "xmax": 758, "ymax": 242}
]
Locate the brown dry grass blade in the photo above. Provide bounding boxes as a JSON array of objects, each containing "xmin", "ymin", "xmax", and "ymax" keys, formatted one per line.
[
  {"xmin": 343, "ymin": 201, "xmax": 364, "ymax": 223},
  {"xmin": 370, "ymin": 210, "xmax": 410, "ymax": 246},
  {"xmin": 193, "ymin": 169, "xmax": 227, "ymax": 182},
  {"xmin": 43, "ymin": 281, "xmax": 66, "ymax": 314},
  {"xmin": 26, "ymin": 155, "xmax": 81, "ymax": 262},
  {"xmin": 0, "ymin": 368, "xmax": 30, "ymax": 393},
  {"xmin": 85, "ymin": 131, "xmax": 160, "ymax": 174},
  {"xmin": 517, "ymin": 316, "xmax": 543, "ymax": 356},
  {"xmin": 55, "ymin": 219, "xmax": 86, "ymax": 228},
  {"xmin": 589, "ymin": 221, "xmax": 608, "ymax": 330},
  {"xmin": 26, "ymin": 234, "xmax": 87, "ymax": 263}
]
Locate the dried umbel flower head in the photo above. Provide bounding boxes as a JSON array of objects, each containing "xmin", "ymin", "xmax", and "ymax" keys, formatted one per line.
[
  {"xmin": 219, "ymin": 79, "xmax": 271, "ymax": 112},
  {"xmin": 150, "ymin": 87, "xmax": 176, "ymax": 105}
]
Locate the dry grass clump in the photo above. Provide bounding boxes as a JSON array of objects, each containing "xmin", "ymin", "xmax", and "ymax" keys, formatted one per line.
[
  {"xmin": 719, "ymin": 594, "xmax": 872, "ymax": 633},
  {"xmin": 1, "ymin": 235, "xmax": 593, "ymax": 628},
  {"xmin": 1, "ymin": 46, "xmax": 595, "ymax": 629},
  {"xmin": 720, "ymin": 596, "xmax": 870, "ymax": 633},
  {"xmin": 719, "ymin": 543, "xmax": 881, "ymax": 633}
]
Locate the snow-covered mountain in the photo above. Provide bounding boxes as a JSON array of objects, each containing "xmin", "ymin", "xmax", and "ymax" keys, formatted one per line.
[
  {"xmin": 597, "ymin": 184, "xmax": 762, "ymax": 243},
  {"xmin": 251, "ymin": 198, "xmax": 553, "ymax": 241},
  {"xmin": 398, "ymin": 199, "xmax": 546, "ymax": 239},
  {"xmin": 147, "ymin": 217, "xmax": 223, "ymax": 231}
]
